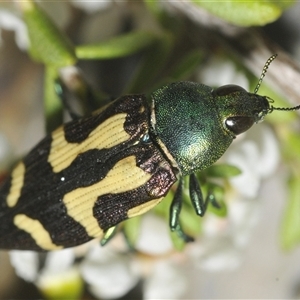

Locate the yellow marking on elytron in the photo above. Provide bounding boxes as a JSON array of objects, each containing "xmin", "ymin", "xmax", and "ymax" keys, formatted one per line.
[
  {"xmin": 6, "ymin": 162, "xmax": 25, "ymax": 207},
  {"xmin": 127, "ymin": 198, "xmax": 163, "ymax": 218},
  {"xmin": 13, "ymin": 214, "xmax": 63, "ymax": 250},
  {"xmin": 49, "ymin": 113, "xmax": 130, "ymax": 173},
  {"xmin": 63, "ymin": 156, "xmax": 152, "ymax": 238}
]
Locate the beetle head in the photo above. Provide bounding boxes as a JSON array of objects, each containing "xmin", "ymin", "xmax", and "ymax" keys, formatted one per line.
[{"xmin": 212, "ymin": 84, "xmax": 271, "ymax": 137}]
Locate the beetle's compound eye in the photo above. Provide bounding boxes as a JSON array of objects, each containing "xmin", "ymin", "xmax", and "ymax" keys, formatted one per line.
[
  {"xmin": 225, "ymin": 116, "xmax": 254, "ymax": 135},
  {"xmin": 213, "ymin": 84, "xmax": 247, "ymax": 96}
]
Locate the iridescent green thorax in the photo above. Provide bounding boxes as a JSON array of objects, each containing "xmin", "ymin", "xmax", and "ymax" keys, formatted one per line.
[{"xmin": 150, "ymin": 82, "xmax": 234, "ymax": 176}]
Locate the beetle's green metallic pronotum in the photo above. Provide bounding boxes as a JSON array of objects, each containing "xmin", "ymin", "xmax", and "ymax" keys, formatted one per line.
[{"xmin": 0, "ymin": 55, "xmax": 299, "ymax": 251}]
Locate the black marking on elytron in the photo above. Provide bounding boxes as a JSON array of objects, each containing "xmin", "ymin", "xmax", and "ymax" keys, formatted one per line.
[
  {"xmin": 0, "ymin": 95, "xmax": 177, "ymax": 250},
  {"xmin": 64, "ymin": 95, "xmax": 148, "ymax": 143},
  {"xmin": 94, "ymin": 141, "xmax": 176, "ymax": 230}
]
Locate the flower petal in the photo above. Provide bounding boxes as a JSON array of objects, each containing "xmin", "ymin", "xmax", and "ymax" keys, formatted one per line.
[
  {"xmin": 70, "ymin": 0, "xmax": 112, "ymax": 13},
  {"xmin": 136, "ymin": 214, "xmax": 173, "ymax": 256},
  {"xmin": 9, "ymin": 250, "xmax": 39, "ymax": 282},
  {"xmin": 0, "ymin": 10, "xmax": 29, "ymax": 50},
  {"xmin": 42, "ymin": 248, "xmax": 75, "ymax": 273},
  {"xmin": 80, "ymin": 245, "xmax": 139, "ymax": 299},
  {"xmin": 144, "ymin": 260, "xmax": 187, "ymax": 300}
]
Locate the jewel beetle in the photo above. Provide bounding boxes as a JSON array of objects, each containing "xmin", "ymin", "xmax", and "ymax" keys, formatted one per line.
[{"xmin": 0, "ymin": 54, "xmax": 299, "ymax": 251}]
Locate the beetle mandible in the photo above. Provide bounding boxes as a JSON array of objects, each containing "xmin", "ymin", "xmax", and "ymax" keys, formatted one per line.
[{"xmin": 0, "ymin": 54, "xmax": 299, "ymax": 251}]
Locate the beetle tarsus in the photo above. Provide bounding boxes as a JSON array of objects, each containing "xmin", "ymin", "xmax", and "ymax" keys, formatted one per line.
[
  {"xmin": 170, "ymin": 178, "xmax": 195, "ymax": 242},
  {"xmin": 174, "ymin": 222, "xmax": 194, "ymax": 243},
  {"xmin": 100, "ymin": 226, "xmax": 118, "ymax": 246},
  {"xmin": 208, "ymin": 192, "xmax": 221, "ymax": 210}
]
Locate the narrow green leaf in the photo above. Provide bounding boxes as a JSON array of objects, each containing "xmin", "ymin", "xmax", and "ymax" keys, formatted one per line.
[
  {"xmin": 280, "ymin": 173, "xmax": 300, "ymax": 251},
  {"xmin": 44, "ymin": 66, "xmax": 63, "ymax": 133},
  {"xmin": 179, "ymin": 202, "xmax": 202, "ymax": 237},
  {"xmin": 125, "ymin": 32, "xmax": 173, "ymax": 93},
  {"xmin": 205, "ymin": 164, "xmax": 242, "ymax": 178},
  {"xmin": 145, "ymin": 0, "xmax": 183, "ymax": 33},
  {"xmin": 283, "ymin": 132, "xmax": 300, "ymax": 162},
  {"xmin": 144, "ymin": 0, "xmax": 165, "ymax": 24},
  {"xmin": 76, "ymin": 31, "xmax": 158, "ymax": 60},
  {"xmin": 168, "ymin": 50, "xmax": 204, "ymax": 81},
  {"xmin": 153, "ymin": 188, "xmax": 174, "ymax": 219},
  {"xmin": 20, "ymin": 0, "xmax": 76, "ymax": 66},
  {"xmin": 193, "ymin": 1, "xmax": 295, "ymax": 27},
  {"xmin": 123, "ymin": 216, "xmax": 141, "ymax": 247},
  {"xmin": 170, "ymin": 230, "xmax": 186, "ymax": 251}
]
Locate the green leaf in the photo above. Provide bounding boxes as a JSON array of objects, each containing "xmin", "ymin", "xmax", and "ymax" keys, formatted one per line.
[
  {"xmin": 193, "ymin": 1, "xmax": 295, "ymax": 26},
  {"xmin": 125, "ymin": 31, "xmax": 173, "ymax": 93},
  {"xmin": 123, "ymin": 216, "xmax": 141, "ymax": 246},
  {"xmin": 145, "ymin": 0, "xmax": 184, "ymax": 33},
  {"xmin": 76, "ymin": 31, "xmax": 158, "ymax": 60},
  {"xmin": 283, "ymin": 132, "xmax": 300, "ymax": 163},
  {"xmin": 170, "ymin": 230, "xmax": 186, "ymax": 251},
  {"xmin": 168, "ymin": 50, "xmax": 204, "ymax": 81},
  {"xmin": 20, "ymin": 0, "xmax": 76, "ymax": 66},
  {"xmin": 205, "ymin": 164, "xmax": 241, "ymax": 178},
  {"xmin": 179, "ymin": 200, "xmax": 202, "ymax": 237},
  {"xmin": 280, "ymin": 173, "xmax": 300, "ymax": 251},
  {"xmin": 44, "ymin": 66, "xmax": 63, "ymax": 133}
]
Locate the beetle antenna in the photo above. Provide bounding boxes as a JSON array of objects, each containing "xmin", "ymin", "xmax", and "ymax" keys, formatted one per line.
[
  {"xmin": 267, "ymin": 93, "xmax": 300, "ymax": 112},
  {"xmin": 255, "ymin": 55, "xmax": 300, "ymax": 113},
  {"xmin": 254, "ymin": 54, "xmax": 278, "ymax": 94},
  {"xmin": 271, "ymin": 104, "xmax": 300, "ymax": 112}
]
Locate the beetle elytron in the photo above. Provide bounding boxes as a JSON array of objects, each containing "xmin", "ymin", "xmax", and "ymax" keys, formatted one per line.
[{"xmin": 0, "ymin": 54, "xmax": 299, "ymax": 251}]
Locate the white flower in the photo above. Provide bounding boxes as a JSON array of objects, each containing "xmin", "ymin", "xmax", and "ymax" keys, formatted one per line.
[
  {"xmin": 70, "ymin": 0, "xmax": 112, "ymax": 13},
  {"xmin": 9, "ymin": 251, "xmax": 39, "ymax": 282},
  {"xmin": 80, "ymin": 214, "xmax": 187, "ymax": 299},
  {"xmin": 36, "ymin": 249, "xmax": 82, "ymax": 299},
  {"xmin": 197, "ymin": 56, "xmax": 249, "ymax": 89},
  {"xmin": 135, "ymin": 213, "xmax": 173, "ymax": 255},
  {"xmin": 0, "ymin": 9, "xmax": 28, "ymax": 50},
  {"xmin": 224, "ymin": 124, "xmax": 280, "ymax": 198},
  {"xmin": 143, "ymin": 260, "xmax": 187, "ymax": 300},
  {"xmin": 80, "ymin": 242, "xmax": 139, "ymax": 299}
]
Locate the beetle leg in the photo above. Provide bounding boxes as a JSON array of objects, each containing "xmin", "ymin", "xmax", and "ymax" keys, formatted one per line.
[
  {"xmin": 189, "ymin": 174, "xmax": 221, "ymax": 216},
  {"xmin": 189, "ymin": 173, "xmax": 206, "ymax": 216},
  {"xmin": 207, "ymin": 192, "xmax": 221, "ymax": 209},
  {"xmin": 169, "ymin": 178, "xmax": 183, "ymax": 231},
  {"xmin": 169, "ymin": 179, "xmax": 194, "ymax": 242},
  {"xmin": 100, "ymin": 226, "xmax": 118, "ymax": 246},
  {"xmin": 174, "ymin": 222, "xmax": 194, "ymax": 243}
]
